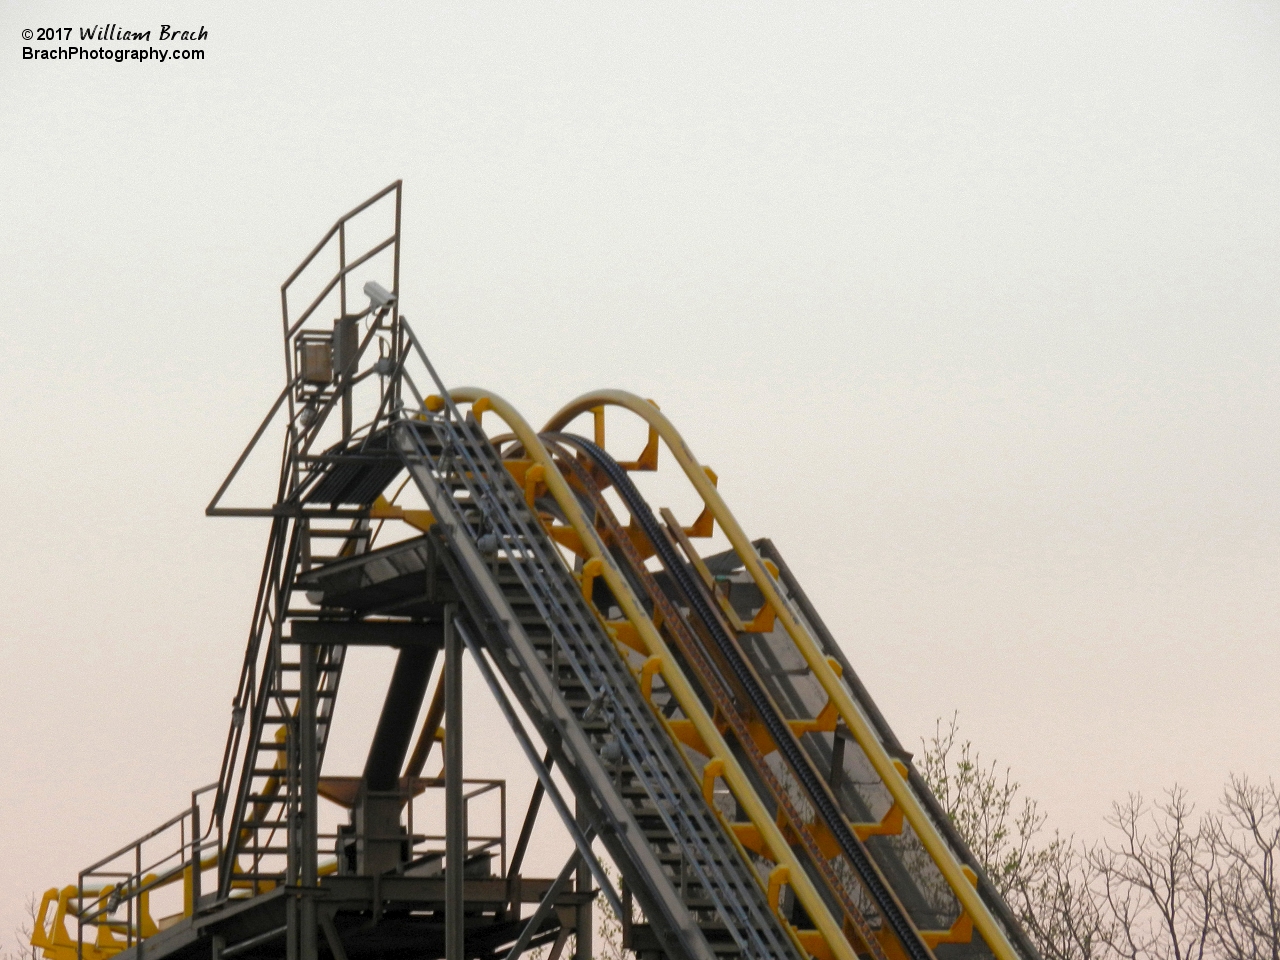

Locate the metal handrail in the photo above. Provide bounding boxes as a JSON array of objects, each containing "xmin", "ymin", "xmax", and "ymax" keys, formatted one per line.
[
  {"xmin": 390, "ymin": 367, "xmax": 798, "ymax": 959},
  {"xmin": 417, "ymin": 394, "xmax": 809, "ymax": 960},
  {"xmin": 402, "ymin": 776, "xmax": 508, "ymax": 879},
  {"xmin": 73, "ymin": 784, "xmax": 220, "ymax": 960},
  {"xmin": 545, "ymin": 390, "xmax": 1028, "ymax": 960},
  {"xmin": 279, "ymin": 181, "xmax": 399, "ymax": 295},
  {"xmin": 286, "ymin": 239, "xmax": 390, "ymax": 338}
]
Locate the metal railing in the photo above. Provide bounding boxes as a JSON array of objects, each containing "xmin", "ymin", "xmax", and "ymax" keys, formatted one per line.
[
  {"xmin": 202, "ymin": 184, "xmax": 406, "ymax": 903},
  {"xmin": 404, "ymin": 777, "xmax": 508, "ymax": 878},
  {"xmin": 52, "ymin": 785, "xmax": 221, "ymax": 960},
  {"xmin": 389, "ymin": 346, "xmax": 798, "ymax": 960}
]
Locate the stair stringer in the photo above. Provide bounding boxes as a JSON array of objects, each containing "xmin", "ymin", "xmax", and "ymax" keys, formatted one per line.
[{"xmin": 397, "ymin": 442, "xmax": 720, "ymax": 960}]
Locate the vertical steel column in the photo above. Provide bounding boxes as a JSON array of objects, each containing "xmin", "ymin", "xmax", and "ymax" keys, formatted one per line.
[
  {"xmin": 190, "ymin": 793, "xmax": 202, "ymax": 909},
  {"xmin": 333, "ymin": 317, "xmax": 358, "ymax": 440},
  {"xmin": 574, "ymin": 803, "xmax": 592, "ymax": 960},
  {"xmin": 286, "ymin": 894, "xmax": 297, "ymax": 960},
  {"xmin": 299, "ymin": 645, "xmax": 319, "ymax": 960},
  {"xmin": 445, "ymin": 605, "xmax": 464, "ymax": 960}
]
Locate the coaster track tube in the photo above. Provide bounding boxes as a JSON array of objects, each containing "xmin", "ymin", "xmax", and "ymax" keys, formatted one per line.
[
  {"xmin": 549, "ymin": 434, "xmax": 930, "ymax": 960},
  {"xmin": 447, "ymin": 387, "xmax": 858, "ymax": 960},
  {"xmin": 757, "ymin": 537, "xmax": 1043, "ymax": 960},
  {"xmin": 543, "ymin": 437, "xmax": 893, "ymax": 960},
  {"xmin": 544, "ymin": 389, "xmax": 1024, "ymax": 960}
]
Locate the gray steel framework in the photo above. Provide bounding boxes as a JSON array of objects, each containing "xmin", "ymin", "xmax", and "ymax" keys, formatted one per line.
[{"xmin": 45, "ymin": 183, "xmax": 1045, "ymax": 960}]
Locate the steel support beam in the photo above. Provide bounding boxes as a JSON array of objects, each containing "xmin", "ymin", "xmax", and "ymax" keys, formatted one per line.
[
  {"xmin": 444, "ymin": 605, "xmax": 464, "ymax": 960},
  {"xmin": 363, "ymin": 645, "xmax": 437, "ymax": 791},
  {"xmin": 299, "ymin": 646, "xmax": 319, "ymax": 960},
  {"xmin": 318, "ymin": 914, "xmax": 349, "ymax": 960},
  {"xmin": 506, "ymin": 752, "xmax": 551, "ymax": 901},
  {"xmin": 455, "ymin": 618, "xmax": 623, "ymax": 922},
  {"xmin": 291, "ymin": 620, "xmax": 444, "ymax": 647},
  {"xmin": 396, "ymin": 424, "xmax": 709, "ymax": 960},
  {"xmin": 574, "ymin": 803, "xmax": 591, "ymax": 960},
  {"xmin": 502, "ymin": 846, "xmax": 590, "ymax": 960}
]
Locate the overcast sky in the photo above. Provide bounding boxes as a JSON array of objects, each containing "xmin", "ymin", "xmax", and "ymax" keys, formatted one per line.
[{"xmin": 1, "ymin": 0, "xmax": 1277, "ymax": 944}]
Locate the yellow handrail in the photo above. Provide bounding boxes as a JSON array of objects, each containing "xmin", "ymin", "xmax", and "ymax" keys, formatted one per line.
[
  {"xmin": 32, "ymin": 878, "xmax": 160, "ymax": 960},
  {"xmin": 544, "ymin": 389, "xmax": 1019, "ymax": 960},
  {"xmin": 447, "ymin": 387, "xmax": 860, "ymax": 960}
]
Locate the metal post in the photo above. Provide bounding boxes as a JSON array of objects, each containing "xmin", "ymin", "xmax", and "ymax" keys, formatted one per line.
[
  {"xmin": 286, "ymin": 881, "xmax": 298, "ymax": 960},
  {"xmin": 830, "ymin": 729, "xmax": 847, "ymax": 788},
  {"xmin": 135, "ymin": 845, "xmax": 142, "ymax": 953},
  {"xmin": 299, "ymin": 646, "xmax": 319, "ymax": 960},
  {"xmin": 338, "ymin": 222, "xmax": 347, "ymax": 317},
  {"xmin": 445, "ymin": 605, "xmax": 464, "ymax": 960},
  {"xmin": 76, "ymin": 875, "xmax": 83, "ymax": 960},
  {"xmin": 501, "ymin": 845, "xmax": 591, "ymax": 960},
  {"xmin": 334, "ymin": 317, "xmax": 357, "ymax": 440},
  {"xmin": 574, "ymin": 803, "xmax": 592, "ymax": 960},
  {"xmin": 190, "ymin": 793, "xmax": 202, "ymax": 909}
]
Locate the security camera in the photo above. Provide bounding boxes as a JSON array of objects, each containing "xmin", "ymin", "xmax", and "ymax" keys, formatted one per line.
[{"xmin": 364, "ymin": 280, "xmax": 396, "ymax": 310}]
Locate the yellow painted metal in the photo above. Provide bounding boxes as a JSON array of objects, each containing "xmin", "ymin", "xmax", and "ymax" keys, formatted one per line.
[
  {"xmin": 700, "ymin": 759, "xmax": 725, "ymax": 805},
  {"xmin": 764, "ymin": 865, "xmax": 843, "ymax": 958},
  {"xmin": 446, "ymin": 387, "xmax": 860, "ymax": 960},
  {"xmin": 638, "ymin": 655, "xmax": 664, "ymax": 702},
  {"xmin": 730, "ymin": 822, "xmax": 768, "ymax": 859},
  {"xmin": 588, "ymin": 400, "xmax": 660, "ymax": 471},
  {"xmin": 854, "ymin": 801, "xmax": 905, "ymax": 843},
  {"xmin": 666, "ymin": 719, "xmax": 709, "ymax": 755},
  {"xmin": 32, "ymin": 877, "xmax": 163, "ymax": 960},
  {"xmin": 766, "ymin": 866, "xmax": 789, "ymax": 915},
  {"xmin": 31, "ymin": 887, "xmax": 68, "ymax": 960},
  {"xmin": 94, "ymin": 887, "xmax": 122, "ymax": 954},
  {"xmin": 545, "ymin": 389, "xmax": 1020, "ymax": 960},
  {"xmin": 578, "ymin": 558, "xmax": 603, "ymax": 604},
  {"xmin": 31, "ymin": 889, "xmax": 57, "ymax": 951},
  {"xmin": 523, "ymin": 464, "xmax": 547, "ymax": 509},
  {"xmin": 796, "ymin": 930, "xmax": 836, "ymax": 960},
  {"xmin": 43, "ymin": 885, "xmax": 93, "ymax": 960},
  {"xmin": 661, "ymin": 507, "xmax": 775, "ymax": 633},
  {"xmin": 607, "ymin": 620, "xmax": 646, "ymax": 655},
  {"xmin": 405, "ymin": 666, "xmax": 449, "ymax": 779},
  {"xmin": 369, "ymin": 495, "xmax": 434, "ymax": 532}
]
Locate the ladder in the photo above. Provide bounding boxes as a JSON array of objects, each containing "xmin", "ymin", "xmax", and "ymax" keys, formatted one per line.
[{"xmin": 216, "ymin": 508, "xmax": 369, "ymax": 893}]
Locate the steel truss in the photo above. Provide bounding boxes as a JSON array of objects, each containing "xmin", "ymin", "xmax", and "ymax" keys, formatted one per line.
[{"xmin": 31, "ymin": 184, "xmax": 1044, "ymax": 960}]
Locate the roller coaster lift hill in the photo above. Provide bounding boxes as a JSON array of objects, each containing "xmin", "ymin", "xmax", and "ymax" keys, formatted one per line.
[{"xmin": 29, "ymin": 183, "xmax": 1046, "ymax": 960}]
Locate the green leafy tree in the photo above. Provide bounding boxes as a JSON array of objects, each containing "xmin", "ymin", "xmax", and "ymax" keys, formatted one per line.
[{"xmin": 919, "ymin": 714, "xmax": 1103, "ymax": 960}]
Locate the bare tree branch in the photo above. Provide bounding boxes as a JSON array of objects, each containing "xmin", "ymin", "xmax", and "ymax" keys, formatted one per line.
[
  {"xmin": 0, "ymin": 893, "xmax": 40, "ymax": 960},
  {"xmin": 1087, "ymin": 788, "xmax": 1215, "ymax": 960},
  {"xmin": 1207, "ymin": 774, "xmax": 1280, "ymax": 960},
  {"xmin": 919, "ymin": 714, "xmax": 1104, "ymax": 960}
]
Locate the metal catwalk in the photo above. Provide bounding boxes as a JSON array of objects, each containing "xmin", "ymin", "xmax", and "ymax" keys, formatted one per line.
[{"xmin": 31, "ymin": 184, "xmax": 1043, "ymax": 960}]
